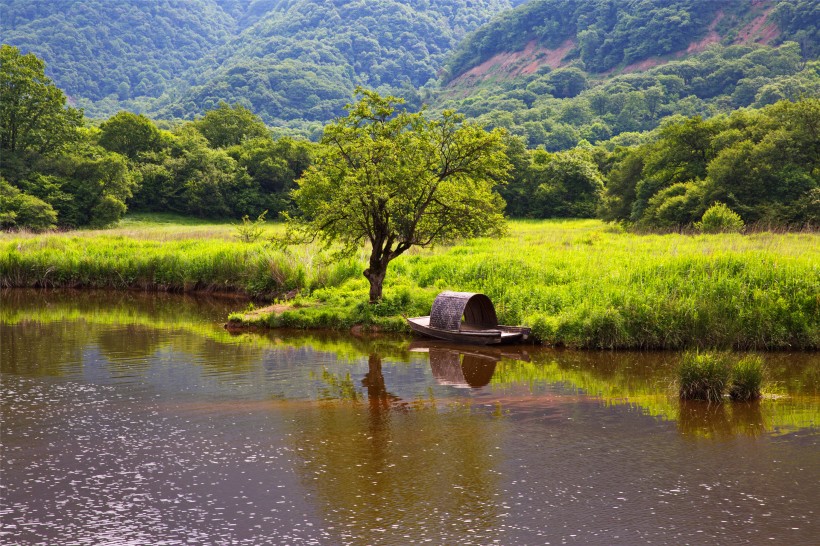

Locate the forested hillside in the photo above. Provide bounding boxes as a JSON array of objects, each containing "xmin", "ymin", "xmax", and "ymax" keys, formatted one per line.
[
  {"xmin": 0, "ymin": 0, "xmax": 236, "ymax": 103},
  {"xmin": 0, "ymin": 0, "xmax": 514, "ymax": 129},
  {"xmin": 429, "ymin": 0, "xmax": 819, "ymax": 150},
  {"xmin": 444, "ymin": 0, "xmax": 818, "ymax": 81}
]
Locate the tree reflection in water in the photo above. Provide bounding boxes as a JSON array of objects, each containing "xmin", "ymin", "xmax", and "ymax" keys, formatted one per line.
[{"xmin": 291, "ymin": 350, "xmax": 505, "ymax": 545}]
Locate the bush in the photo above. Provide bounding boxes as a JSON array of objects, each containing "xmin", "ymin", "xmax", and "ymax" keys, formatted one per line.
[
  {"xmin": 695, "ymin": 202, "xmax": 745, "ymax": 234},
  {"xmin": 0, "ymin": 178, "xmax": 57, "ymax": 232},
  {"xmin": 729, "ymin": 354, "xmax": 764, "ymax": 401},
  {"xmin": 678, "ymin": 351, "xmax": 731, "ymax": 402}
]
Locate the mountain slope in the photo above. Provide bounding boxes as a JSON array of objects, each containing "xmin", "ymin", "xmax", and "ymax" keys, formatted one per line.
[
  {"xmin": 429, "ymin": 0, "xmax": 819, "ymax": 150},
  {"xmin": 0, "ymin": 0, "xmax": 239, "ymax": 102},
  {"xmin": 1, "ymin": 0, "xmax": 514, "ymax": 126},
  {"xmin": 443, "ymin": 0, "xmax": 817, "ymax": 84}
]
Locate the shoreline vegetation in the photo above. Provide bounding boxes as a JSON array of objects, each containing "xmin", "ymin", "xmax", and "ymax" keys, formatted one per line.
[{"xmin": 2, "ymin": 216, "xmax": 817, "ymax": 350}]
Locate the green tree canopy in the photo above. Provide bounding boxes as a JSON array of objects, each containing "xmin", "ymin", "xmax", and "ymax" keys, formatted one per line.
[
  {"xmin": 98, "ymin": 111, "xmax": 164, "ymax": 160},
  {"xmin": 191, "ymin": 102, "xmax": 270, "ymax": 148},
  {"xmin": 289, "ymin": 89, "xmax": 509, "ymax": 302},
  {"xmin": 0, "ymin": 44, "xmax": 82, "ymax": 157}
]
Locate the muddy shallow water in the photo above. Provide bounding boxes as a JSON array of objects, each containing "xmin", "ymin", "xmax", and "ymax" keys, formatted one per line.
[{"xmin": 1, "ymin": 290, "xmax": 818, "ymax": 545}]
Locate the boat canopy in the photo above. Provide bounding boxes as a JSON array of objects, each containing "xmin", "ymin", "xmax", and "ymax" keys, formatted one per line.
[{"xmin": 429, "ymin": 291, "xmax": 499, "ymax": 332}]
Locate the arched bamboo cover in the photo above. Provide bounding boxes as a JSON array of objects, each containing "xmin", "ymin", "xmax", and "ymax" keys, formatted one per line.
[{"xmin": 429, "ymin": 291, "xmax": 499, "ymax": 332}]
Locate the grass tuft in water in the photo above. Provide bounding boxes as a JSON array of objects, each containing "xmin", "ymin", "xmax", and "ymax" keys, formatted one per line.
[
  {"xmin": 678, "ymin": 351, "xmax": 731, "ymax": 402},
  {"xmin": 729, "ymin": 354, "xmax": 765, "ymax": 401}
]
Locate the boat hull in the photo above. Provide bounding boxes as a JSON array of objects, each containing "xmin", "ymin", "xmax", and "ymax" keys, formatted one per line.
[{"xmin": 406, "ymin": 316, "xmax": 530, "ymax": 345}]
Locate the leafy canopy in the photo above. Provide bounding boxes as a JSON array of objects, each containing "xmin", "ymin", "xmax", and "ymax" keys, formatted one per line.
[{"xmin": 289, "ymin": 89, "xmax": 509, "ymax": 302}]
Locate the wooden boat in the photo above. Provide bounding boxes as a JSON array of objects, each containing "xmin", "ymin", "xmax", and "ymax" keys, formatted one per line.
[{"xmin": 406, "ymin": 291, "xmax": 531, "ymax": 345}]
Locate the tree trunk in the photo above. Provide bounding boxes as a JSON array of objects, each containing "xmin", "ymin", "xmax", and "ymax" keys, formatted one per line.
[{"xmin": 363, "ymin": 261, "xmax": 387, "ymax": 303}]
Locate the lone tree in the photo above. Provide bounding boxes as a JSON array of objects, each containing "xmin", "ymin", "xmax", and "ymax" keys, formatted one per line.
[{"xmin": 289, "ymin": 89, "xmax": 509, "ymax": 303}]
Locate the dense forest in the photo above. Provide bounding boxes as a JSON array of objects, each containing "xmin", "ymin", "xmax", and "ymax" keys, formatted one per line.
[
  {"xmin": 1, "ymin": 0, "xmax": 818, "ymax": 231},
  {"xmin": 1, "ymin": 0, "xmax": 516, "ymax": 131},
  {"xmin": 437, "ymin": 42, "xmax": 819, "ymax": 150}
]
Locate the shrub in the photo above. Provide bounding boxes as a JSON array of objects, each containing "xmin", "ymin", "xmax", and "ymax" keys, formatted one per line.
[
  {"xmin": 729, "ymin": 354, "xmax": 764, "ymax": 401},
  {"xmin": 678, "ymin": 351, "xmax": 731, "ymax": 402},
  {"xmin": 0, "ymin": 178, "xmax": 57, "ymax": 232},
  {"xmin": 235, "ymin": 210, "xmax": 268, "ymax": 243},
  {"xmin": 695, "ymin": 202, "xmax": 745, "ymax": 234}
]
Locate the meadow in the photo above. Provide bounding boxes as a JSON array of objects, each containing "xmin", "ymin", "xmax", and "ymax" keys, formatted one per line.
[{"xmin": 2, "ymin": 215, "xmax": 818, "ymax": 350}]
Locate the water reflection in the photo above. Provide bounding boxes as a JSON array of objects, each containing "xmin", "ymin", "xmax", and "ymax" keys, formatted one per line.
[
  {"xmin": 2, "ymin": 290, "xmax": 819, "ymax": 544},
  {"xmin": 290, "ymin": 360, "xmax": 505, "ymax": 545},
  {"xmin": 678, "ymin": 400, "xmax": 767, "ymax": 439},
  {"xmin": 410, "ymin": 341, "xmax": 531, "ymax": 388}
]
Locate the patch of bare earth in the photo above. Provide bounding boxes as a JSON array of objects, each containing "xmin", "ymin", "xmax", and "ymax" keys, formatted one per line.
[
  {"xmin": 734, "ymin": 2, "xmax": 780, "ymax": 45},
  {"xmin": 448, "ymin": 39, "xmax": 575, "ymax": 88}
]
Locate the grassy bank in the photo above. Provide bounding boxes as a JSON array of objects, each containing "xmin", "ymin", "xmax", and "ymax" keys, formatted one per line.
[
  {"xmin": 0, "ymin": 214, "xmax": 360, "ymax": 297},
  {"xmin": 2, "ymin": 216, "xmax": 818, "ymax": 349}
]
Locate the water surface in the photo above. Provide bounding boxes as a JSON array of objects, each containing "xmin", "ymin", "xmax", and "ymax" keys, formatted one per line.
[{"xmin": 2, "ymin": 290, "xmax": 818, "ymax": 544}]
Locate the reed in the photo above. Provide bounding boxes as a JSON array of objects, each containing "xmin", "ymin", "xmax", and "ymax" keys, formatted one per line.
[
  {"xmin": 729, "ymin": 354, "xmax": 765, "ymax": 401},
  {"xmin": 678, "ymin": 351, "xmax": 732, "ymax": 402}
]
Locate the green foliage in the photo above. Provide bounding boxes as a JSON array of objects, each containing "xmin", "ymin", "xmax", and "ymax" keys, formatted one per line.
[
  {"xmin": 729, "ymin": 354, "xmax": 764, "ymax": 401},
  {"xmin": 696, "ymin": 202, "xmax": 745, "ymax": 234},
  {"xmin": 678, "ymin": 351, "xmax": 732, "ymax": 402},
  {"xmin": 1, "ymin": 0, "xmax": 235, "ymax": 104},
  {"xmin": 290, "ymin": 89, "xmax": 509, "ymax": 302},
  {"xmin": 437, "ymin": 40, "xmax": 819, "ymax": 151},
  {"xmin": 0, "ymin": 44, "xmax": 82, "ymax": 156},
  {"xmin": 0, "ymin": 177, "xmax": 56, "ymax": 231},
  {"xmin": 501, "ymin": 147, "xmax": 604, "ymax": 218},
  {"xmin": 2, "ymin": 0, "xmax": 511, "ymax": 127},
  {"xmin": 234, "ymin": 210, "xmax": 268, "ymax": 243},
  {"xmin": 98, "ymin": 111, "xmax": 163, "ymax": 159},
  {"xmin": 601, "ymin": 98, "xmax": 820, "ymax": 229},
  {"xmin": 191, "ymin": 102, "xmax": 269, "ymax": 148},
  {"xmin": 446, "ymin": 0, "xmax": 728, "ymax": 80}
]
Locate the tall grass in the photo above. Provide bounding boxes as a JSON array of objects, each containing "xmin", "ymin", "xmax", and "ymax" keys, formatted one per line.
[
  {"xmin": 678, "ymin": 351, "xmax": 732, "ymax": 402},
  {"xmin": 0, "ymin": 236, "xmax": 360, "ymax": 297},
  {"xmin": 729, "ymin": 355, "xmax": 765, "ymax": 401},
  {"xmin": 2, "ymin": 218, "xmax": 818, "ymax": 349}
]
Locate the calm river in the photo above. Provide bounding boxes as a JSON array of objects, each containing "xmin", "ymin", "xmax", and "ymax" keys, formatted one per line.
[{"xmin": 1, "ymin": 290, "xmax": 818, "ymax": 545}]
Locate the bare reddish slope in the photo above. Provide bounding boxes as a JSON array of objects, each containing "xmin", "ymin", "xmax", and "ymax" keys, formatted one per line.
[{"xmin": 447, "ymin": 1, "xmax": 782, "ymax": 88}]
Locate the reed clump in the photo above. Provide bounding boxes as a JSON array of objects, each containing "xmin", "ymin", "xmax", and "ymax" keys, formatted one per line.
[
  {"xmin": 729, "ymin": 354, "xmax": 765, "ymax": 401},
  {"xmin": 678, "ymin": 351, "xmax": 766, "ymax": 402},
  {"xmin": 678, "ymin": 351, "xmax": 732, "ymax": 402}
]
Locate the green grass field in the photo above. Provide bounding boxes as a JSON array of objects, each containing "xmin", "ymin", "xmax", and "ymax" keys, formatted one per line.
[{"xmin": 2, "ymin": 215, "xmax": 818, "ymax": 349}]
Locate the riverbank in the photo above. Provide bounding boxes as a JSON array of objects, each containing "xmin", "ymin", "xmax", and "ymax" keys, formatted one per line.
[{"xmin": 2, "ymin": 216, "xmax": 818, "ymax": 349}]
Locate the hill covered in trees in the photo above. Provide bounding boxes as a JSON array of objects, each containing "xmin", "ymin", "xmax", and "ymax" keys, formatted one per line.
[
  {"xmin": 430, "ymin": 0, "xmax": 819, "ymax": 150},
  {"xmin": 0, "ymin": 0, "xmax": 516, "ymax": 130},
  {"xmin": 2, "ymin": 0, "xmax": 817, "ymax": 139}
]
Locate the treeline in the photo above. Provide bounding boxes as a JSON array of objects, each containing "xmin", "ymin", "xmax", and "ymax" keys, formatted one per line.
[
  {"xmin": 445, "ymin": 0, "xmax": 817, "ymax": 80},
  {"xmin": 437, "ymin": 42, "xmax": 819, "ymax": 150},
  {"xmin": 500, "ymin": 97, "xmax": 819, "ymax": 229},
  {"xmin": 0, "ymin": 45, "xmax": 311, "ymax": 231},
  {"xmin": 1, "ymin": 45, "xmax": 817, "ymax": 233}
]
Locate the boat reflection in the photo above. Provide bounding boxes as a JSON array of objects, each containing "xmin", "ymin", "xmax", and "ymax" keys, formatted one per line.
[{"xmin": 409, "ymin": 340, "xmax": 531, "ymax": 388}]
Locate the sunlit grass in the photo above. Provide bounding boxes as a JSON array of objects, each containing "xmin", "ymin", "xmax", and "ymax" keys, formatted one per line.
[{"xmin": 2, "ymin": 217, "xmax": 818, "ymax": 349}]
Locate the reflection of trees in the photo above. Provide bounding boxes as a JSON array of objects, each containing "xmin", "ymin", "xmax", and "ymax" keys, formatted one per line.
[{"xmin": 292, "ymin": 352, "xmax": 503, "ymax": 545}]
